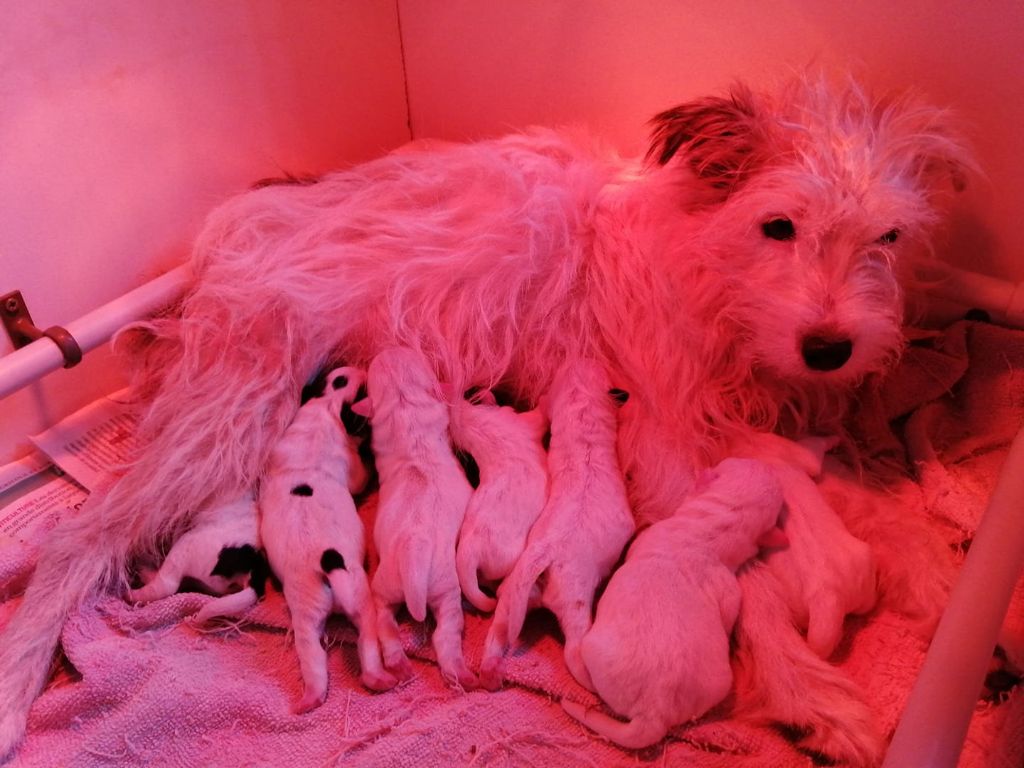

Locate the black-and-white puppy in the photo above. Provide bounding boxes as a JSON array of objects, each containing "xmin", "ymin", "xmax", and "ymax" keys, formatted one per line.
[
  {"xmin": 128, "ymin": 492, "xmax": 265, "ymax": 622},
  {"xmin": 260, "ymin": 366, "xmax": 394, "ymax": 714}
]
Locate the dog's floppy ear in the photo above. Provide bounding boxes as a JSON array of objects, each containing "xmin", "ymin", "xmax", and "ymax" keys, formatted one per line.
[{"xmin": 647, "ymin": 84, "xmax": 771, "ymax": 194}]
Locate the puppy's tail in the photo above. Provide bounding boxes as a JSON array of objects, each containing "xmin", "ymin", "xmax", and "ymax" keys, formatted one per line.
[
  {"xmin": 561, "ymin": 699, "xmax": 666, "ymax": 750},
  {"xmin": 733, "ymin": 565, "xmax": 883, "ymax": 767},
  {"xmin": 398, "ymin": 535, "xmax": 432, "ymax": 623},
  {"xmin": 456, "ymin": 541, "xmax": 497, "ymax": 613},
  {"xmin": 499, "ymin": 544, "xmax": 550, "ymax": 643}
]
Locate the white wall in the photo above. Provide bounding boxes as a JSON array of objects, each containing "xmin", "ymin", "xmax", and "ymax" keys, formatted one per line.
[
  {"xmin": 398, "ymin": 0, "xmax": 1024, "ymax": 284},
  {"xmin": 3, "ymin": 1, "xmax": 1022, "ymax": 462},
  {"xmin": 0, "ymin": 0, "xmax": 410, "ymax": 464}
]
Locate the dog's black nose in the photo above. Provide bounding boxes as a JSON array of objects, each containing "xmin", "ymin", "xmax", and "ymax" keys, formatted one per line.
[{"xmin": 801, "ymin": 336, "xmax": 853, "ymax": 371}]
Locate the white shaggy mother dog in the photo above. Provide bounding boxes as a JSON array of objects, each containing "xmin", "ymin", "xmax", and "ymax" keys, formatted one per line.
[{"xmin": 0, "ymin": 73, "xmax": 970, "ymax": 765}]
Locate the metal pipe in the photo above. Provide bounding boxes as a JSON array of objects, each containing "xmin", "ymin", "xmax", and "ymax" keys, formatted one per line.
[
  {"xmin": 882, "ymin": 420, "xmax": 1024, "ymax": 767},
  {"xmin": 0, "ymin": 264, "xmax": 191, "ymax": 400}
]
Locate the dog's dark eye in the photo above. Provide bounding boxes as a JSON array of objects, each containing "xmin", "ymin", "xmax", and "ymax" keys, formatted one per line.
[
  {"xmin": 331, "ymin": 375, "xmax": 349, "ymax": 390},
  {"xmin": 878, "ymin": 228, "xmax": 900, "ymax": 245},
  {"xmin": 762, "ymin": 217, "xmax": 795, "ymax": 241}
]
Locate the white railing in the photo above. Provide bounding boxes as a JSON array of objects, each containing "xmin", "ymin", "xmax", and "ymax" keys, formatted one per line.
[{"xmin": 0, "ymin": 264, "xmax": 192, "ymax": 400}]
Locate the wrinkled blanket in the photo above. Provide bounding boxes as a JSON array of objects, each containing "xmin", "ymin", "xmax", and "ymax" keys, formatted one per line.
[{"xmin": 1, "ymin": 319, "xmax": 1022, "ymax": 768}]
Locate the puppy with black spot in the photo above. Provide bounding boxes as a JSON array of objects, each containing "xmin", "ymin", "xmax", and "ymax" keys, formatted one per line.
[
  {"xmin": 260, "ymin": 366, "xmax": 394, "ymax": 714},
  {"xmin": 447, "ymin": 389, "xmax": 549, "ymax": 612},
  {"xmin": 354, "ymin": 347, "xmax": 476, "ymax": 688},
  {"xmin": 562, "ymin": 457, "xmax": 787, "ymax": 749},
  {"xmin": 127, "ymin": 492, "xmax": 265, "ymax": 622},
  {"xmin": 480, "ymin": 358, "xmax": 634, "ymax": 691}
]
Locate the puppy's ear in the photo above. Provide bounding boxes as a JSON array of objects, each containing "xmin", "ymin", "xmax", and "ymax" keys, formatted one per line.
[
  {"xmin": 756, "ymin": 525, "xmax": 789, "ymax": 551},
  {"xmin": 438, "ymin": 382, "xmax": 458, "ymax": 402},
  {"xmin": 521, "ymin": 407, "xmax": 549, "ymax": 435},
  {"xmin": 535, "ymin": 393, "xmax": 553, "ymax": 419},
  {"xmin": 350, "ymin": 398, "xmax": 374, "ymax": 419},
  {"xmin": 647, "ymin": 84, "xmax": 771, "ymax": 194}
]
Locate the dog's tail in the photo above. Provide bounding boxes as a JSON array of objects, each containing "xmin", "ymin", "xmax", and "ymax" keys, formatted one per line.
[
  {"xmin": 0, "ymin": 496, "xmax": 120, "ymax": 759},
  {"xmin": 0, "ymin": 241, "xmax": 330, "ymax": 756},
  {"xmin": 561, "ymin": 699, "xmax": 666, "ymax": 750},
  {"xmin": 398, "ymin": 535, "xmax": 432, "ymax": 623},
  {"xmin": 456, "ymin": 540, "xmax": 497, "ymax": 613},
  {"xmin": 733, "ymin": 565, "xmax": 883, "ymax": 767}
]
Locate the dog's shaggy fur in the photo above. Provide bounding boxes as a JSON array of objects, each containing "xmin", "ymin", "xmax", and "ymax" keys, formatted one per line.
[{"xmin": 0, "ymin": 73, "xmax": 971, "ymax": 764}]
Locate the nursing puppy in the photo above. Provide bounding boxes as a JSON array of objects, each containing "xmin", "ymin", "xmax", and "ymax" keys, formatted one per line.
[
  {"xmin": 260, "ymin": 366, "xmax": 393, "ymax": 713},
  {"xmin": 128, "ymin": 492, "xmax": 265, "ymax": 623},
  {"xmin": 356, "ymin": 347, "xmax": 476, "ymax": 688},
  {"xmin": 447, "ymin": 390, "xmax": 549, "ymax": 612},
  {"xmin": 480, "ymin": 359, "xmax": 634, "ymax": 691},
  {"xmin": 0, "ymin": 75, "xmax": 971, "ymax": 764},
  {"xmin": 731, "ymin": 432, "xmax": 876, "ymax": 658},
  {"xmin": 562, "ymin": 457, "xmax": 786, "ymax": 749}
]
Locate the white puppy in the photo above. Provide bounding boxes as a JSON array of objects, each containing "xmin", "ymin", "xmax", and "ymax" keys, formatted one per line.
[
  {"xmin": 447, "ymin": 390, "xmax": 549, "ymax": 612},
  {"xmin": 732, "ymin": 433, "xmax": 877, "ymax": 658},
  {"xmin": 260, "ymin": 366, "xmax": 393, "ymax": 714},
  {"xmin": 481, "ymin": 358, "xmax": 634, "ymax": 691},
  {"xmin": 355, "ymin": 347, "xmax": 476, "ymax": 688},
  {"xmin": 562, "ymin": 457, "xmax": 786, "ymax": 749},
  {"xmin": 127, "ymin": 492, "xmax": 265, "ymax": 623}
]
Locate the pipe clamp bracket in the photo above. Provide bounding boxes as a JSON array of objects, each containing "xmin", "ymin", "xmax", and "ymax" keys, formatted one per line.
[{"xmin": 1, "ymin": 290, "xmax": 83, "ymax": 368}]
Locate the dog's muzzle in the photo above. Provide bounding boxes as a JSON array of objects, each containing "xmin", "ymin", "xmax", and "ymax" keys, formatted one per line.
[{"xmin": 801, "ymin": 335, "xmax": 853, "ymax": 372}]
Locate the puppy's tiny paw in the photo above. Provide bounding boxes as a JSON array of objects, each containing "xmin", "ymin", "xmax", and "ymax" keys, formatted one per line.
[
  {"xmin": 361, "ymin": 669, "xmax": 399, "ymax": 692},
  {"xmin": 478, "ymin": 659, "xmax": 505, "ymax": 692},
  {"xmin": 443, "ymin": 665, "xmax": 479, "ymax": 691},
  {"xmin": 383, "ymin": 653, "xmax": 414, "ymax": 682},
  {"xmin": 292, "ymin": 688, "xmax": 327, "ymax": 715}
]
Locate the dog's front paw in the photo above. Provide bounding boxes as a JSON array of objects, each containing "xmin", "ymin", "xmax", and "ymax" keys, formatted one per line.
[{"xmin": 795, "ymin": 710, "xmax": 884, "ymax": 768}]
